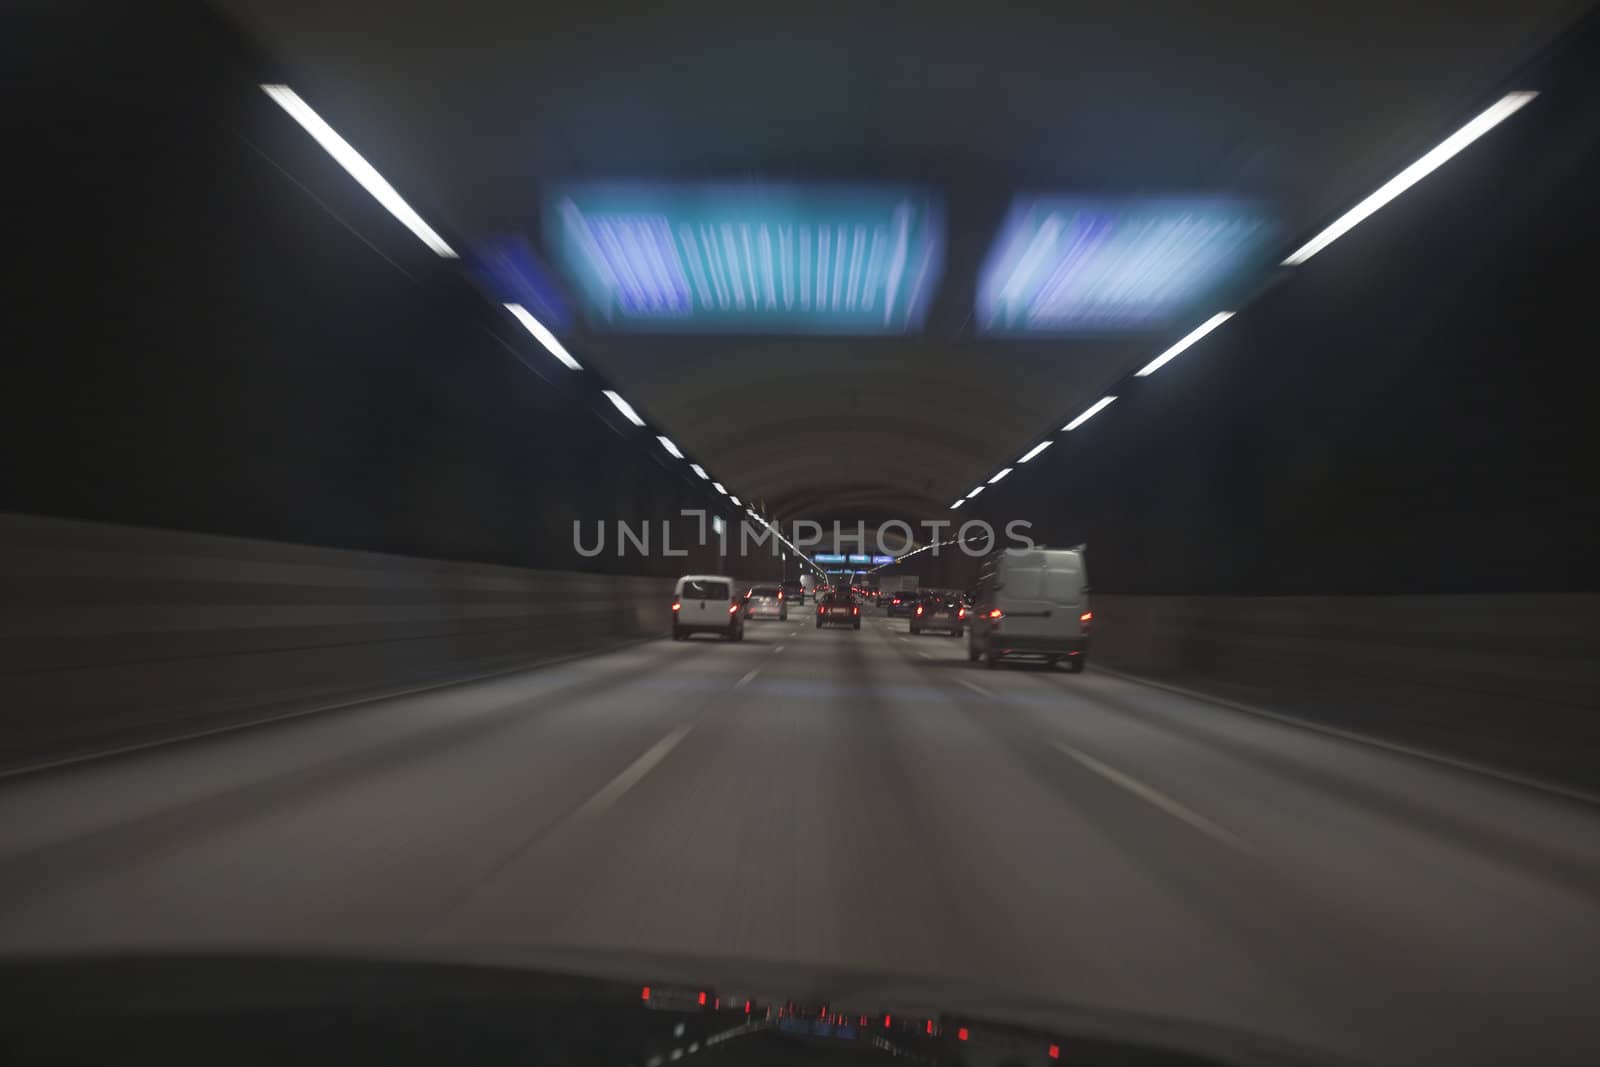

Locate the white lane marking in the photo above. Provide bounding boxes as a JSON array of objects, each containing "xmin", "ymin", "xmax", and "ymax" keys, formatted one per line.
[
  {"xmin": 572, "ymin": 724, "xmax": 693, "ymax": 822},
  {"xmin": 957, "ymin": 678, "xmax": 992, "ymax": 698},
  {"xmin": 917, "ymin": 650, "xmax": 933, "ymax": 659},
  {"xmin": 734, "ymin": 667, "xmax": 761, "ymax": 689},
  {"xmin": 1094, "ymin": 665, "xmax": 1600, "ymax": 807},
  {"xmin": 1054, "ymin": 739, "xmax": 1251, "ymax": 853}
]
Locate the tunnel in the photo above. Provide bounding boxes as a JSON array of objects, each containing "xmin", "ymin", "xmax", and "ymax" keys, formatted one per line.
[{"xmin": 3, "ymin": 3, "xmax": 1600, "ymax": 1066}]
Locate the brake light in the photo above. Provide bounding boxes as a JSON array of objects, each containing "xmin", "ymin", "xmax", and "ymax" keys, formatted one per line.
[
  {"xmin": 958, "ymin": 1028, "xmax": 969, "ymax": 1042},
  {"xmin": 777, "ymin": 590, "xmax": 783, "ymax": 600},
  {"xmin": 988, "ymin": 609, "xmax": 1003, "ymax": 619},
  {"xmin": 728, "ymin": 603, "xmax": 739, "ymax": 615},
  {"xmin": 745, "ymin": 1001, "xmax": 751, "ymax": 1014},
  {"xmin": 641, "ymin": 986, "xmax": 651, "ymax": 1001},
  {"xmin": 915, "ymin": 604, "xmax": 924, "ymax": 615},
  {"xmin": 698, "ymin": 992, "xmax": 707, "ymax": 1006},
  {"xmin": 1080, "ymin": 611, "xmax": 1092, "ymax": 622},
  {"xmin": 883, "ymin": 1015, "xmax": 892, "ymax": 1028},
  {"xmin": 926, "ymin": 1020, "xmax": 934, "ymax": 1035},
  {"xmin": 958, "ymin": 608, "xmax": 966, "ymax": 619},
  {"xmin": 892, "ymin": 598, "xmax": 900, "ymax": 605},
  {"xmin": 852, "ymin": 606, "xmax": 859, "ymax": 615},
  {"xmin": 671, "ymin": 602, "xmax": 681, "ymax": 612},
  {"xmin": 1049, "ymin": 1044, "xmax": 1061, "ymax": 1060},
  {"xmin": 818, "ymin": 605, "xmax": 826, "ymax": 615}
]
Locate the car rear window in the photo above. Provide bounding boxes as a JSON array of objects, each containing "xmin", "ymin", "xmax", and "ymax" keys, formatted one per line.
[
  {"xmin": 750, "ymin": 586, "xmax": 781, "ymax": 597},
  {"xmin": 681, "ymin": 580, "xmax": 730, "ymax": 600}
]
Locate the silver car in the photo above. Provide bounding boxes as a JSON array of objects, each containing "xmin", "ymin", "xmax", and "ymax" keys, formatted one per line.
[{"xmin": 743, "ymin": 583, "xmax": 789, "ymax": 621}]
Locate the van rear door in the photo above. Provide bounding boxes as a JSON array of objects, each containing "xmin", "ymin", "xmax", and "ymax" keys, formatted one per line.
[{"xmin": 996, "ymin": 551, "xmax": 1085, "ymax": 644}]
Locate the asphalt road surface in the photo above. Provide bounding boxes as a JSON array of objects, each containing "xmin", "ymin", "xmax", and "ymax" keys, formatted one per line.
[{"xmin": 2, "ymin": 606, "xmax": 1597, "ymax": 1066}]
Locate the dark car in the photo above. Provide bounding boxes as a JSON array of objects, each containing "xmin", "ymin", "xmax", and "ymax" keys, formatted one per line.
[
  {"xmin": 815, "ymin": 590, "xmax": 861, "ymax": 630},
  {"xmin": 885, "ymin": 590, "xmax": 920, "ymax": 618},
  {"xmin": 782, "ymin": 579, "xmax": 805, "ymax": 605},
  {"xmin": 911, "ymin": 591, "xmax": 966, "ymax": 637}
]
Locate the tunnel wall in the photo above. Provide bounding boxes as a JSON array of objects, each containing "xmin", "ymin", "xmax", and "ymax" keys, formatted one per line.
[
  {"xmin": 4, "ymin": 2, "xmax": 730, "ymax": 579},
  {"xmin": 1091, "ymin": 594, "xmax": 1600, "ymax": 789},
  {"xmin": 0, "ymin": 513, "xmax": 679, "ymax": 771}
]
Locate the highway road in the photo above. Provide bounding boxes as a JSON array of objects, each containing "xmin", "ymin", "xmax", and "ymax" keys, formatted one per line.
[{"xmin": 1, "ymin": 605, "xmax": 1598, "ymax": 1066}]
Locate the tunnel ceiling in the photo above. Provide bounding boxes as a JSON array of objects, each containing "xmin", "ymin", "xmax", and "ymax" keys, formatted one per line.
[{"xmin": 216, "ymin": 0, "xmax": 1588, "ymax": 518}]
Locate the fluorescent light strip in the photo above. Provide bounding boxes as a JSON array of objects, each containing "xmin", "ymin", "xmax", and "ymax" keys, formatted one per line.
[
  {"xmin": 987, "ymin": 467, "xmax": 1013, "ymax": 485},
  {"xmin": 729, "ymin": 496, "xmax": 741, "ymax": 506},
  {"xmin": 950, "ymin": 499, "xmax": 965, "ymax": 510},
  {"xmin": 1018, "ymin": 441, "xmax": 1053, "ymax": 464},
  {"xmin": 690, "ymin": 464, "xmax": 709, "ymax": 480},
  {"xmin": 504, "ymin": 304, "xmax": 581, "ymax": 370},
  {"xmin": 712, "ymin": 482, "xmax": 727, "ymax": 495},
  {"xmin": 602, "ymin": 390, "xmax": 645, "ymax": 427},
  {"xmin": 259, "ymin": 85, "xmax": 457, "ymax": 258},
  {"xmin": 1064, "ymin": 395, "xmax": 1117, "ymax": 431},
  {"xmin": 1135, "ymin": 313, "xmax": 1234, "ymax": 377},
  {"xmin": 966, "ymin": 485, "xmax": 986, "ymax": 500},
  {"xmin": 656, "ymin": 436, "xmax": 683, "ymax": 459},
  {"xmin": 1283, "ymin": 91, "xmax": 1538, "ymax": 266}
]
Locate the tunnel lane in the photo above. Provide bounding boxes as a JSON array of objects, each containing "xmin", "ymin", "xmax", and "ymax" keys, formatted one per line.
[{"xmin": 0, "ymin": 606, "xmax": 1597, "ymax": 1067}]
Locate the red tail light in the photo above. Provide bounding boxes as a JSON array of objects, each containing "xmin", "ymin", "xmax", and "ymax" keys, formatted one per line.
[
  {"xmin": 892, "ymin": 598, "xmax": 900, "ymax": 605},
  {"xmin": 818, "ymin": 605, "xmax": 825, "ymax": 615},
  {"xmin": 926, "ymin": 1020, "xmax": 934, "ymax": 1035},
  {"xmin": 860, "ymin": 1015, "xmax": 868, "ymax": 1026},
  {"xmin": 1080, "ymin": 611, "xmax": 1093, "ymax": 622},
  {"xmin": 852, "ymin": 606, "xmax": 859, "ymax": 615},
  {"xmin": 958, "ymin": 1028, "xmax": 969, "ymax": 1042},
  {"xmin": 745, "ymin": 1001, "xmax": 751, "ymax": 1014},
  {"xmin": 671, "ymin": 602, "xmax": 681, "ymax": 612},
  {"xmin": 988, "ymin": 608, "xmax": 1003, "ymax": 619},
  {"xmin": 641, "ymin": 986, "xmax": 651, "ymax": 1001},
  {"xmin": 777, "ymin": 590, "xmax": 784, "ymax": 600},
  {"xmin": 958, "ymin": 608, "xmax": 966, "ymax": 618},
  {"xmin": 915, "ymin": 604, "xmax": 924, "ymax": 616},
  {"xmin": 698, "ymin": 992, "xmax": 707, "ymax": 1006},
  {"xmin": 883, "ymin": 1015, "xmax": 892, "ymax": 1028},
  {"xmin": 1049, "ymin": 1044, "xmax": 1061, "ymax": 1059},
  {"xmin": 728, "ymin": 603, "xmax": 739, "ymax": 615}
]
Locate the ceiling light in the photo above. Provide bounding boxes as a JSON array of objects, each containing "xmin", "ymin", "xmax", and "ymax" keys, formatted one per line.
[
  {"xmin": 1135, "ymin": 313, "xmax": 1234, "ymax": 377},
  {"xmin": 1017, "ymin": 441, "xmax": 1052, "ymax": 463},
  {"xmin": 950, "ymin": 499, "xmax": 965, "ymax": 510},
  {"xmin": 656, "ymin": 436, "xmax": 683, "ymax": 458},
  {"xmin": 1063, "ymin": 395, "xmax": 1118, "ymax": 431},
  {"xmin": 602, "ymin": 390, "xmax": 645, "ymax": 426},
  {"xmin": 259, "ymin": 85, "xmax": 456, "ymax": 258},
  {"xmin": 966, "ymin": 485, "xmax": 986, "ymax": 500},
  {"xmin": 1282, "ymin": 91, "xmax": 1538, "ymax": 266},
  {"xmin": 729, "ymin": 496, "xmax": 741, "ymax": 506},
  {"xmin": 690, "ymin": 464, "xmax": 709, "ymax": 480},
  {"xmin": 712, "ymin": 482, "xmax": 727, "ymax": 495},
  {"xmin": 504, "ymin": 303, "xmax": 581, "ymax": 369},
  {"xmin": 987, "ymin": 467, "xmax": 1013, "ymax": 485}
]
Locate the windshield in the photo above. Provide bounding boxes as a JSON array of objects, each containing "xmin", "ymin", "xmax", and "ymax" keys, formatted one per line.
[{"xmin": 6, "ymin": 5, "xmax": 1600, "ymax": 1067}]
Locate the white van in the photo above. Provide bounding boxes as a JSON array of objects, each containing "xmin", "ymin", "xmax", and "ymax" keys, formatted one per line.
[
  {"xmin": 966, "ymin": 547, "xmax": 1090, "ymax": 671},
  {"xmin": 672, "ymin": 574, "xmax": 744, "ymax": 641}
]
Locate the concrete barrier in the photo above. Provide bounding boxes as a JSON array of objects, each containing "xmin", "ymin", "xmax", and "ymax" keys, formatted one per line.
[
  {"xmin": 0, "ymin": 514, "xmax": 675, "ymax": 770},
  {"xmin": 1091, "ymin": 594, "xmax": 1600, "ymax": 790}
]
